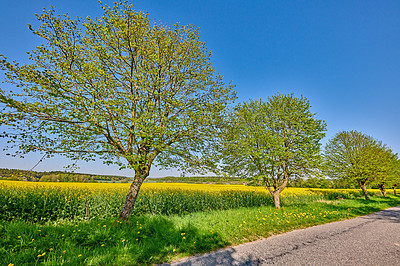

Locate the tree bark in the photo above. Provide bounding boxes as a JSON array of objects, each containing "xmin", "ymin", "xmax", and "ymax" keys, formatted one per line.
[
  {"xmin": 272, "ymin": 191, "xmax": 281, "ymax": 210},
  {"xmin": 119, "ymin": 172, "xmax": 146, "ymax": 220},
  {"xmin": 359, "ymin": 181, "xmax": 370, "ymax": 200},
  {"xmin": 378, "ymin": 183, "xmax": 387, "ymax": 197}
]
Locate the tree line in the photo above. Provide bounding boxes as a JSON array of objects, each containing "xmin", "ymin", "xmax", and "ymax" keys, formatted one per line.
[
  {"xmin": 0, "ymin": 1, "xmax": 398, "ymax": 219},
  {"xmin": 0, "ymin": 168, "xmax": 132, "ymax": 183}
]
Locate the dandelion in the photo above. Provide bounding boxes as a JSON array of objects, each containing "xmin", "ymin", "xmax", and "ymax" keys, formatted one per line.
[
  {"xmin": 8, "ymin": 264, "xmax": 14, "ymax": 266},
  {"xmin": 122, "ymin": 239, "xmax": 125, "ymax": 242},
  {"xmin": 103, "ymin": 225, "xmax": 106, "ymax": 227},
  {"xmin": 62, "ymin": 250, "xmax": 66, "ymax": 253},
  {"xmin": 101, "ymin": 244, "xmax": 105, "ymax": 247},
  {"xmin": 78, "ymin": 254, "xmax": 82, "ymax": 257},
  {"xmin": 17, "ymin": 236, "xmax": 21, "ymax": 238}
]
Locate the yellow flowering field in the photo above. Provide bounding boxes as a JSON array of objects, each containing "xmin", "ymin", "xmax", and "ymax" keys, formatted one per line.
[{"xmin": 0, "ymin": 180, "xmax": 380, "ymax": 222}]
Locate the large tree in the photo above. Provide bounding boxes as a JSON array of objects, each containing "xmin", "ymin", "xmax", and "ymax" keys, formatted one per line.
[
  {"xmin": 0, "ymin": 2, "xmax": 235, "ymax": 220},
  {"xmin": 220, "ymin": 94, "xmax": 326, "ymax": 209},
  {"xmin": 324, "ymin": 130, "xmax": 387, "ymax": 199}
]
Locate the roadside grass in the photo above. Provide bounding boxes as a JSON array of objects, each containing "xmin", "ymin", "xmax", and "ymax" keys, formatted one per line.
[{"xmin": 2, "ymin": 195, "xmax": 399, "ymax": 265}]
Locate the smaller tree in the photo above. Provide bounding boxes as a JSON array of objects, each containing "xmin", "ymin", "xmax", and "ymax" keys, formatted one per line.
[
  {"xmin": 220, "ymin": 93, "xmax": 326, "ymax": 209},
  {"xmin": 372, "ymin": 148, "xmax": 399, "ymax": 197},
  {"xmin": 324, "ymin": 130, "xmax": 387, "ymax": 199}
]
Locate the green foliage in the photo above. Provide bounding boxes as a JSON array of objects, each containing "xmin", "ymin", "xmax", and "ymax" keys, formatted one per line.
[
  {"xmin": 324, "ymin": 130, "xmax": 399, "ymax": 197},
  {"xmin": 0, "ymin": 168, "xmax": 131, "ymax": 182},
  {"xmin": 220, "ymin": 93, "xmax": 326, "ymax": 208}
]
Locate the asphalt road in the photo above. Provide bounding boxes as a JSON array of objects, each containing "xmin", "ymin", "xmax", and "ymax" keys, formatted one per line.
[{"xmin": 168, "ymin": 205, "xmax": 400, "ymax": 265}]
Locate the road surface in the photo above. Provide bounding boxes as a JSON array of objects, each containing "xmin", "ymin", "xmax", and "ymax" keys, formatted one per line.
[{"xmin": 168, "ymin": 205, "xmax": 400, "ymax": 265}]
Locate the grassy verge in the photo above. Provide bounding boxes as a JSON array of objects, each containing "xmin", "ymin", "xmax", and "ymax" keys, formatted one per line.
[{"xmin": 2, "ymin": 195, "xmax": 399, "ymax": 265}]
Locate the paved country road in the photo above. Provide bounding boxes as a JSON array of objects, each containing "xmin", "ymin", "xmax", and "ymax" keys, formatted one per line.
[{"xmin": 167, "ymin": 206, "xmax": 400, "ymax": 265}]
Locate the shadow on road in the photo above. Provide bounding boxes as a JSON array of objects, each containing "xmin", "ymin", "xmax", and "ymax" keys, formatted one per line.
[
  {"xmin": 360, "ymin": 205, "xmax": 400, "ymax": 223},
  {"xmin": 166, "ymin": 247, "xmax": 263, "ymax": 266}
]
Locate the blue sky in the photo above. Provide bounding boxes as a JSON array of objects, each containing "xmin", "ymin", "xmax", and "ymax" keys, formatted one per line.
[{"xmin": 1, "ymin": 0, "xmax": 399, "ymax": 177}]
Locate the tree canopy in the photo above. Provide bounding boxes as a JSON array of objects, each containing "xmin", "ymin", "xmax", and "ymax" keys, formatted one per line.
[
  {"xmin": 220, "ymin": 93, "xmax": 326, "ymax": 209},
  {"xmin": 0, "ymin": 1, "xmax": 235, "ymax": 219},
  {"xmin": 323, "ymin": 130, "xmax": 397, "ymax": 199}
]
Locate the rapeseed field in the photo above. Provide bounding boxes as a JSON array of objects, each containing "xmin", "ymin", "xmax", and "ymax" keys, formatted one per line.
[{"xmin": 0, "ymin": 180, "xmax": 379, "ymax": 222}]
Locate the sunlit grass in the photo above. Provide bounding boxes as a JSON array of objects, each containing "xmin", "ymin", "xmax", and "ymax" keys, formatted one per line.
[{"xmin": 1, "ymin": 195, "xmax": 399, "ymax": 265}]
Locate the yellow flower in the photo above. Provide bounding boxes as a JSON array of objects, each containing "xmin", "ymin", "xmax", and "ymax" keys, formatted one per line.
[
  {"xmin": 62, "ymin": 250, "xmax": 66, "ymax": 253},
  {"xmin": 101, "ymin": 244, "xmax": 105, "ymax": 247},
  {"xmin": 17, "ymin": 236, "xmax": 21, "ymax": 238},
  {"xmin": 49, "ymin": 248, "xmax": 53, "ymax": 251},
  {"xmin": 8, "ymin": 264, "xmax": 14, "ymax": 266},
  {"xmin": 122, "ymin": 239, "xmax": 125, "ymax": 242},
  {"xmin": 78, "ymin": 254, "xmax": 82, "ymax": 257}
]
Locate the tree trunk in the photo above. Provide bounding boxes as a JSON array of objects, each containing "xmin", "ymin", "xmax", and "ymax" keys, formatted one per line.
[
  {"xmin": 119, "ymin": 173, "xmax": 146, "ymax": 220},
  {"xmin": 272, "ymin": 191, "xmax": 281, "ymax": 210},
  {"xmin": 393, "ymin": 187, "xmax": 397, "ymax": 196},
  {"xmin": 359, "ymin": 182, "xmax": 370, "ymax": 200},
  {"xmin": 378, "ymin": 183, "xmax": 387, "ymax": 197}
]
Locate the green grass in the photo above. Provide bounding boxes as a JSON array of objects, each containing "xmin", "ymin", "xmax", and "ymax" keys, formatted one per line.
[{"xmin": 2, "ymin": 195, "xmax": 399, "ymax": 265}]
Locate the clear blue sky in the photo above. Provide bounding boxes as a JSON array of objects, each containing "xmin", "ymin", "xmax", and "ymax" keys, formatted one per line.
[{"xmin": 1, "ymin": 0, "xmax": 399, "ymax": 177}]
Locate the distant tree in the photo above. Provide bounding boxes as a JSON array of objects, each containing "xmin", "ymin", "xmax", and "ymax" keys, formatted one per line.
[
  {"xmin": 220, "ymin": 94, "xmax": 326, "ymax": 209},
  {"xmin": 324, "ymin": 130, "xmax": 388, "ymax": 199},
  {"xmin": 0, "ymin": 2, "xmax": 235, "ymax": 220},
  {"xmin": 372, "ymin": 148, "xmax": 399, "ymax": 197}
]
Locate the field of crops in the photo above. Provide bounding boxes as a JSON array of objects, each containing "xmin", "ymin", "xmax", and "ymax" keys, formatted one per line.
[{"xmin": 0, "ymin": 180, "xmax": 382, "ymax": 223}]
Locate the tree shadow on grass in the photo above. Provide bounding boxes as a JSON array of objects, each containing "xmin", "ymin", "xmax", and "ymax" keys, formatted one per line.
[
  {"xmin": 128, "ymin": 216, "xmax": 227, "ymax": 264},
  {"xmin": 77, "ymin": 215, "xmax": 228, "ymax": 265}
]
